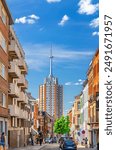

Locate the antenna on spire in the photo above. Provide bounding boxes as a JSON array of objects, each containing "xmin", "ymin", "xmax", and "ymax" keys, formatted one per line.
[{"xmin": 49, "ymin": 44, "xmax": 53, "ymax": 77}]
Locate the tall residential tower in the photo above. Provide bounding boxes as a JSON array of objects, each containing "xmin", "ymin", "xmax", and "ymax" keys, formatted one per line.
[{"xmin": 39, "ymin": 49, "xmax": 63, "ymax": 119}]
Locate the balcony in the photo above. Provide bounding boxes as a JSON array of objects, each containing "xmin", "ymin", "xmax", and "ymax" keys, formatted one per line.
[
  {"xmin": 8, "ymin": 105, "xmax": 19, "ymax": 117},
  {"xmin": 24, "ymin": 94, "xmax": 28, "ymax": 104},
  {"xmin": 18, "ymin": 109, "xmax": 28, "ymax": 119},
  {"xmin": 8, "ymin": 61, "xmax": 20, "ymax": 78},
  {"xmin": 88, "ymin": 95, "xmax": 96, "ymax": 103},
  {"xmin": 9, "ymin": 40, "xmax": 20, "ymax": 59},
  {"xmin": 88, "ymin": 117, "xmax": 99, "ymax": 124},
  {"xmin": 17, "ymin": 75, "xmax": 28, "ymax": 89},
  {"xmin": 18, "ymin": 59, "xmax": 28, "ymax": 74},
  {"xmin": 17, "ymin": 91, "xmax": 25, "ymax": 102},
  {"xmin": 17, "ymin": 91, "xmax": 28, "ymax": 104},
  {"xmin": 21, "ymin": 79, "xmax": 28, "ymax": 90},
  {"xmin": 9, "ymin": 83, "xmax": 20, "ymax": 98}
]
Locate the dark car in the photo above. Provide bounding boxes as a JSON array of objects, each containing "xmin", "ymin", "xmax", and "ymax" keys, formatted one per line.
[
  {"xmin": 59, "ymin": 137, "xmax": 67, "ymax": 148},
  {"xmin": 60, "ymin": 139, "xmax": 77, "ymax": 150},
  {"xmin": 52, "ymin": 137, "xmax": 57, "ymax": 143}
]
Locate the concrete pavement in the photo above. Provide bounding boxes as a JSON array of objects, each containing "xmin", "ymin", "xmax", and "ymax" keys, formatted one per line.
[{"xmin": 9, "ymin": 144, "xmax": 47, "ymax": 150}]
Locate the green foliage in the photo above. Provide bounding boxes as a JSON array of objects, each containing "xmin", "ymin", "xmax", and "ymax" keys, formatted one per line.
[{"xmin": 54, "ymin": 116, "xmax": 70, "ymax": 134}]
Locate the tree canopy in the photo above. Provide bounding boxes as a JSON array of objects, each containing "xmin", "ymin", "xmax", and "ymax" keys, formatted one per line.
[{"xmin": 54, "ymin": 116, "xmax": 70, "ymax": 135}]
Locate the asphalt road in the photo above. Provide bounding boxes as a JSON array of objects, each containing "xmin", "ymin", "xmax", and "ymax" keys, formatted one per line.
[{"xmin": 42, "ymin": 143, "xmax": 59, "ymax": 150}]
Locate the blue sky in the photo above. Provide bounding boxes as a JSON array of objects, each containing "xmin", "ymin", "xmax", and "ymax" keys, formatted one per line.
[{"xmin": 7, "ymin": 0, "xmax": 99, "ymax": 114}]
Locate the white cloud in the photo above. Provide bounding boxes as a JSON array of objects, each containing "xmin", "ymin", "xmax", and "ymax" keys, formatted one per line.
[
  {"xmin": 74, "ymin": 82, "xmax": 79, "ymax": 85},
  {"xmin": 78, "ymin": 0, "xmax": 99, "ymax": 15},
  {"xmin": 65, "ymin": 79, "xmax": 85, "ymax": 86},
  {"xmin": 74, "ymin": 80, "xmax": 85, "ymax": 86},
  {"xmin": 15, "ymin": 14, "xmax": 40, "ymax": 24},
  {"xmin": 78, "ymin": 79, "xmax": 82, "ymax": 82},
  {"xmin": 92, "ymin": 31, "xmax": 99, "ymax": 36},
  {"xmin": 90, "ymin": 17, "xmax": 99, "ymax": 28},
  {"xmin": 46, "ymin": 0, "xmax": 61, "ymax": 3},
  {"xmin": 65, "ymin": 82, "xmax": 72, "ymax": 86},
  {"xmin": 58, "ymin": 15, "xmax": 69, "ymax": 26},
  {"xmin": 29, "ymin": 14, "xmax": 40, "ymax": 20},
  {"xmin": 15, "ymin": 17, "xmax": 27, "ymax": 24},
  {"xmin": 27, "ymin": 19, "xmax": 36, "ymax": 24},
  {"xmin": 23, "ymin": 43, "xmax": 94, "ymax": 71},
  {"xmin": 68, "ymin": 101, "xmax": 74, "ymax": 104}
]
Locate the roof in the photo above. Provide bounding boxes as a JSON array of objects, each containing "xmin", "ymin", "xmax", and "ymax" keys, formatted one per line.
[
  {"xmin": 26, "ymin": 92, "xmax": 36, "ymax": 100},
  {"xmin": 2, "ymin": 0, "xmax": 14, "ymax": 25}
]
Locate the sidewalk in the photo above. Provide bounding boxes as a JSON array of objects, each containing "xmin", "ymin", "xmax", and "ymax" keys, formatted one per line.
[
  {"xmin": 78, "ymin": 147, "xmax": 97, "ymax": 150},
  {"xmin": 77, "ymin": 144, "xmax": 97, "ymax": 150},
  {"xmin": 9, "ymin": 144, "xmax": 47, "ymax": 150}
]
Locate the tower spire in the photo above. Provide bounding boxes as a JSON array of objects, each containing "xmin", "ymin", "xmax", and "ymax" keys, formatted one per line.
[{"xmin": 49, "ymin": 44, "xmax": 53, "ymax": 77}]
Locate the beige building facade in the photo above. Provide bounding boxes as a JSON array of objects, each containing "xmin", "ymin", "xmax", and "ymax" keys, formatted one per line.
[
  {"xmin": 8, "ymin": 27, "xmax": 30, "ymax": 148},
  {"xmin": 0, "ymin": 0, "xmax": 13, "ymax": 148}
]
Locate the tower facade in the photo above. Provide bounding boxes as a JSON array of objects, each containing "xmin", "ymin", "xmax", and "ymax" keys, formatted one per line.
[{"xmin": 39, "ymin": 50, "xmax": 63, "ymax": 119}]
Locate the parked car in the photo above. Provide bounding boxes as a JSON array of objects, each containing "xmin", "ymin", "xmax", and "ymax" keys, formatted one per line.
[
  {"xmin": 59, "ymin": 137, "xmax": 67, "ymax": 149},
  {"xmin": 52, "ymin": 137, "xmax": 57, "ymax": 143},
  {"xmin": 60, "ymin": 139, "xmax": 77, "ymax": 150}
]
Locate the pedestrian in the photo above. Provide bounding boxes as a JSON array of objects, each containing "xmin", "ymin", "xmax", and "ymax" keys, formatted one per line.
[
  {"xmin": 97, "ymin": 142, "xmax": 99, "ymax": 150},
  {"xmin": 29, "ymin": 133, "xmax": 34, "ymax": 145},
  {"xmin": 84, "ymin": 137, "xmax": 88, "ymax": 148},
  {"xmin": 0, "ymin": 132, "xmax": 5, "ymax": 150},
  {"xmin": 39, "ymin": 132, "xmax": 43, "ymax": 146}
]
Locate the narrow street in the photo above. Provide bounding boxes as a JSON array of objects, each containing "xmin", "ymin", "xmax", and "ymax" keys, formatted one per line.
[{"xmin": 9, "ymin": 143, "xmax": 97, "ymax": 150}]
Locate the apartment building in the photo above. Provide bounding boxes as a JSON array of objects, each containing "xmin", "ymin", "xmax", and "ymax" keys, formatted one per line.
[
  {"xmin": 82, "ymin": 80, "xmax": 89, "ymax": 142},
  {"xmin": 33, "ymin": 101, "xmax": 39, "ymax": 131},
  {"xmin": 38, "ymin": 111, "xmax": 54, "ymax": 138},
  {"xmin": 67, "ymin": 109, "xmax": 72, "ymax": 129},
  {"xmin": 0, "ymin": 0, "xmax": 13, "ymax": 147},
  {"xmin": 67, "ymin": 95, "xmax": 81, "ymax": 141},
  {"xmin": 87, "ymin": 49, "xmax": 99, "ymax": 148},
  {"xmin": 8, "ymin": 27, "xmax": 29, "ymax": 148},
  {"xmin": 39, "ymin": 50, "xmax": 63, "ymax": 119}
]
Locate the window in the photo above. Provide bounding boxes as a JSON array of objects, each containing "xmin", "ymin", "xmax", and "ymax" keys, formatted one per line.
[
  {"xmin": 0, "ymin": 121, "xmax": 3, "ymax": 134},
  {"xmin": 5, "ymin": 122, "xmax": 7, "ymax": 135},
  {"xmin": 0, "ymin": 91, "xmax": 6, "ymax": 107},
  {"xmin": 0, "ymin": 32, "xmax": 6, "ymax": 52},
  {"xmin": 0, "ymin": 4, "xmax": 7, "ymax": 25},
  {"xmin": 0, "ymin": 61, "xmax": 6, "ymax": 79}
]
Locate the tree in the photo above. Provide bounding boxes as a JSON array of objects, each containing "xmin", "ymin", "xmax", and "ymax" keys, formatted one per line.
[{"xmin": 54, "ymin": 116, "xmax": 70, "ymax": 135}]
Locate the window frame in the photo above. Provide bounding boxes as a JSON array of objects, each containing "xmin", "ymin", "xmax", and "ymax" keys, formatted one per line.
[
  {"xmin": 0, "ymin": 31, "xmax": 7, "ymax": 52},
  {"xmin": 0, "ymin": 91, "xmax": 6, "ymax": 108}
]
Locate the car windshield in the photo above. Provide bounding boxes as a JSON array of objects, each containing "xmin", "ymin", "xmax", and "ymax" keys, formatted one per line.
[{"xmin": 64, "ymin": 140, "xmax": 75, "ymax": 146}]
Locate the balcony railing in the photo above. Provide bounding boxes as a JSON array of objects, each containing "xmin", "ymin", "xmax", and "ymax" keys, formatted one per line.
[
  {"xmin": 21, "ymin": 79, "xmax": 28, "ymax": 89},
  {"xmin": 17, "ymin": 75, "xmax": 28, "ymax": 89},
  {"xmin": 18, "ymin": 59, "xmax": 28, "ymax": 74},
  {"xmin": 8, "ymin": 105, "xmax": 19, "ymax": 117},
  {"xmin": 9, "ymin": 40, "xmax": 20, "ymax": 59},
  {"xmin": 18, "ymin": 109, "xmax": 28, "ymax": 119},
  {"xmin": 8, "ymin": 61, "xmax": 20, "ymax": 78},
  {"xmin": 17, "ymin": 91, "xmax": 25, "ymax": 102},
  {"xmin": 9, "ymin": 83, "xmax": 20, "ymax": 98},
  {"xmin": 17, "ymin": 91, "xmax": 28, "ymax": 104},
  {"xmin": 17, "ymin": 75, "xmax": 25, "ymax": 86}
]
